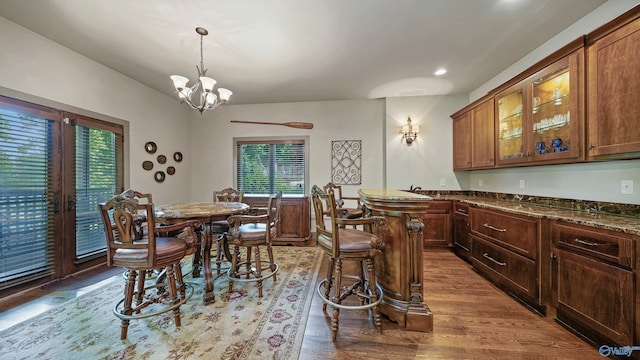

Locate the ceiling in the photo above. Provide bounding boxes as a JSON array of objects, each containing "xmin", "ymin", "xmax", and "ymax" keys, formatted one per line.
[{"xmin": 0, "ymin": 0, "xmax": 606, "ymax": 105}]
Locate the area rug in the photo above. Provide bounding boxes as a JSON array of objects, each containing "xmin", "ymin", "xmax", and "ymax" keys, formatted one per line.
[{"xmin": 0, "ymin": 246, "xmax": 322, "ymax": 360}]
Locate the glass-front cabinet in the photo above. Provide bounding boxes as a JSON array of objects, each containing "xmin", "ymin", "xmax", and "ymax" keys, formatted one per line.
[
  {"xmin": 496, "ymin": 50, "xmax": 583, "ymax": 166},
  {"xmin": 497, "ymin": 89, "xmax": 525, "ymax": 163}
]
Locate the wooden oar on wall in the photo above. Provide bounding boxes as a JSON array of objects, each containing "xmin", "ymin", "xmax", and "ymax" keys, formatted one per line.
[{"xmin": 230, "ymin": 120, "xmax": 314, "ymax": 129}]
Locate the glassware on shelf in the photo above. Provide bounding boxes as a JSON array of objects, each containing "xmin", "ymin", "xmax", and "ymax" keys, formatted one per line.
[
  {"xmin": 552, "ymin": 88, "xmax": 563, "ymax": 105},
  {"xmin": 532, "ymin": 97, "xmax": 541, "ymax": 114}
]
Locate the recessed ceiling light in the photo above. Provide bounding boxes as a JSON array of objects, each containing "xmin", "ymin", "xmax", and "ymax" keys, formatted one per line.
[{"xmin": 434, "ymin": 68, "xmax": 447, "ymax": 76}]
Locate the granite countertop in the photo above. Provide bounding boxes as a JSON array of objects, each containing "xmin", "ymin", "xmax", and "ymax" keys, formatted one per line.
[{"xmin": 423, "ymin": 193, "xmax": 640, "ymax": 237}]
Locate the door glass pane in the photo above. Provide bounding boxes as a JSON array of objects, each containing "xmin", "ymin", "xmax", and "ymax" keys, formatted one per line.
[
  {"xmin": 532, "ymin": 66, "xmax": 571, "ymax": 156},
  {"xmin": 497, "ymin": 91, "xmax": 524, "ymax": 160},
  {"xmin": 75, "ymin": 125, "xmax": 116, "ymax": 259},
  {"xmin": 0, "ymin": 109, "xmax": 54, "ymax": 288}
]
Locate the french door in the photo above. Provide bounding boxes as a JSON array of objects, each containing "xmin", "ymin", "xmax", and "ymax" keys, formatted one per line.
[{"xmin": 0, "ymin": 96, "xmax": 123, "ymax": 291}]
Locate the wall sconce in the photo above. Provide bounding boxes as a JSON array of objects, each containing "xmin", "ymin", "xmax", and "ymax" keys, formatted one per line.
[{"xmin": 402, "ymin": 117, "xmax": 419, "ymax": 145}]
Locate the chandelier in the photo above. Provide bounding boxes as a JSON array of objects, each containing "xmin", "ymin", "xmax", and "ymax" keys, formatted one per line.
[{"xmin": 170, "ymin": 27, "xmax": 232, "ymax": 114}]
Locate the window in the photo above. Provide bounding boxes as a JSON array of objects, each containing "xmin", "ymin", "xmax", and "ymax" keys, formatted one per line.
[{"xmin": 235, "ymin": 137, "xmax": 308, "ymax": 196}]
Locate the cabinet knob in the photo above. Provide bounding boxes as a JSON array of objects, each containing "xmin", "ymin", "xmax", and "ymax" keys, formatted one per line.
[
  {"xmin": 589, "ymin": 143, "xmax": 596, "ymax": 150},
  {"xmin": 550, "ymin": 252, "xmax": 557, "ymax": 260}
]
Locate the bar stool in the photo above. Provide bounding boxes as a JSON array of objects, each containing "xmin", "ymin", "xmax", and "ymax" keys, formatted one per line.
[
  {"xmin": 226, "ymin": 191, "xmax": 281, "ymax": 297},
  {"xmin": 310, "ymin": 185, "xmax": 386, "ymax": 341},
  {"xmin": 98, "ymin": 194, "xmax": 198, "ymax": 339}
]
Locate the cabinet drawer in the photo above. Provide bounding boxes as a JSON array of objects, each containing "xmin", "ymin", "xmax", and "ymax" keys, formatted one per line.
[
  {"xmin": 471, "ymin": 235, "xmax": 537, "ymax": 301},
  {"xmin": 426, "ymin": 200, "xmax": 452, "ymax": 213},
  {"xmin": 552, "ymin": 221, "xmax": 635, "ymax": 269},
  {"xmin": 470, "ymin": 208, "xmax": 538, "ymax": 258},
  {"xmin": 453, "ymin": 202, "xmax": 469, "ymax": 216}
]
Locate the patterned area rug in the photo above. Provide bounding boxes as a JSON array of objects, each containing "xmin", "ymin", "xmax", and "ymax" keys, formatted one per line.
[{"xmin": 0, "ymin": 246, "xmax": 322, "ymax": 360}]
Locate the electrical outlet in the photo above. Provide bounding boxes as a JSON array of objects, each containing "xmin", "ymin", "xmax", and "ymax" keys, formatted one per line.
[
  {"xmin": 478, "ymin": 179, "xmax": 483, "ymax": 187},
  {"xmin": 621, "ymin": 180, "xmax": 634, "ymax": 194},
  {"xmin": 519, "ymin": 179, "xmax": 525, "ymax": 189},
  {"xmin": 440, "ymin": 178, "xmax": 446, "ymax": 186}
]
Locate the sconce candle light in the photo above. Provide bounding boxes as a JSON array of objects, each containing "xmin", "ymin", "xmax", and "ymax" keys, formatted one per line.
[{"xmin": 402, "ymin": 117, "xmax": 419, "ymax": 145}]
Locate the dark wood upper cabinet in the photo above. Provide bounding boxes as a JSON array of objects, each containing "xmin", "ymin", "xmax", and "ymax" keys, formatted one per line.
[
  {"xmin": 471, "ymin": 98, "xmax": 496, "ymax": 169},
  {"xmin": 451, "ymin": 96, "xmax": 495, "ymax": 170},
  {"xmin": 452, "ymin": 111, "xmax": 472, "ymax": 170},
  {"xmin": 587, "ymin": 10, "xmax": 640, "ymax": 159},
  {"xmin": 495, "ymin": 49, "xmax": 585, "ymax": 167}
]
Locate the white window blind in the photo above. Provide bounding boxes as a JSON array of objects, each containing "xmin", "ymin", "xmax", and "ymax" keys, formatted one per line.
[
  {"xmin": 74, "ymin": 124, "xmax": 118, "ymax": 259},
  {"xmin": 0, "ymin": 108, "xmax": 54, "ymax": 288},
  {"xmin": 236, "ymin": 138, "xmax": 307, "ymax": 196}
]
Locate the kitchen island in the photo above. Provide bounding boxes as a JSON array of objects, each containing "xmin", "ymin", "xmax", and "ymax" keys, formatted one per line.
[{"xmin": 358, "ymin": 188, "xmax": 433, "ymax": 332}]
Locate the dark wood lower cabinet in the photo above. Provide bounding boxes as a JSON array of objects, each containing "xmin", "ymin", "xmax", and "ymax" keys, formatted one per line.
[
  {"xmin": 551, "ymin": 220, "xmax": 637, "ymax": 349},
  {"xmin": 553, "ymin": 249, "xmax": 634, "ymax": 346},
  {"xmin": 422, "ymin": 201, "xmax": 452, "ymax": 248},
  {"xmin": 243, "ymin": 195, "xmax": 311, "ymax": 245},
  {"xmin": 452, "ymin": 203, "xmax": 470, "ymax": 261}
]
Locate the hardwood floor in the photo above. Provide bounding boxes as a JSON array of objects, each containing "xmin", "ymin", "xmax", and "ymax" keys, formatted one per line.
[
  {"xmin": 300, "ymin": 248, "xmax": 602, "ymax": 359},
  {"xmin": 0, "ymin": 248, "xmax": 603, "ymax": 359}
]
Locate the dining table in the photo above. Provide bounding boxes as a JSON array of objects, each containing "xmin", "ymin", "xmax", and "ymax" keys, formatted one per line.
[{"xmin": 155, "ymin": 201, "xmax": 250, "ymax": 304}]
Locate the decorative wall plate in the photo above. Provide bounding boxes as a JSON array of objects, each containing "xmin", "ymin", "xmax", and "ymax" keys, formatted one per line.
[
  {"xmin": 167, "ymin": 166, "xmax": 176, "ymax": 175},
  {"xmin": 145, "ymin": 141, "xmax": 157, "ymax": 154},
  {"xmin": 173, "ymin": 152, "xmax": 183, "ymax": 162},
  {"xmin": 142, "ymin": 161, "xmax": 153, "ymax": 171},
  {"xmin": 154, "ymin": 171, "xmax": 166, "ymax": 183},
  {"xmin": 157, "ymin": 154, "xmax": 167, "ymax": 164}
]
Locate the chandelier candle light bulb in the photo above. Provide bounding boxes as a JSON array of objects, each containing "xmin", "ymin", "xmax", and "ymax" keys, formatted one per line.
[{"xmin": 170, "ymin": 27, "xmax": 232, "ymax": 113}]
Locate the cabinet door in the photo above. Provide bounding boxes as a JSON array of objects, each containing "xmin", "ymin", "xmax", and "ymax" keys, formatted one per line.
[
  {"xmin": 422, "ymin": 201, "xmax": 451, "ymax": 248},
  {"xmin": 277, "ymin": 196, "xmax": 310, "ymax": 244},
  {"xmin": 587, "ymin": 17, "xmax": 640, "ymax": 158},
  {"xmin": 554, "ymin": 249, "xmax": 634, "ymax": 345},
  {"xmin": 452, "ymin": 213, "xmax": 470, "ymax": 259},
  {"xmin": 452, "ymin": 111, "xmax": 472, "ymax": 170},
  {"xmin": 471, "ymin": 98, "xmax": 495, "ymax": 168},
  {"xmin": 496, "ymin": 85, "xmax": 528, "ymax": 165}
]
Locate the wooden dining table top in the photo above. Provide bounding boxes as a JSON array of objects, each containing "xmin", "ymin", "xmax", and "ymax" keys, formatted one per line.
[{"xmin": 155, "ymin": 202, "xmax": 250, "ymax": 220}]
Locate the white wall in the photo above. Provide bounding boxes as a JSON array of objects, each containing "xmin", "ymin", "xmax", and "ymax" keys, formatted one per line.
[
  {"xmin": 188, "ymin": 99, "xmax": 385, "ymax": 202},
  {"xmin": 467, "ymin": 0, "xmax": 640, "ymax": 204},
  {"xmin": 384, "ymin": 95, "xmax": 469, "ymax": 191},
  {"xmin": 0, "ymin": 17, "xmax": 192, "ymax": 205}
]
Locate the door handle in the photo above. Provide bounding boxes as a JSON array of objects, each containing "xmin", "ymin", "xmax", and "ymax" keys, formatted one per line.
[{"xmin": 67, "ymin": 195, "xmax": 76, "ymax": 211}]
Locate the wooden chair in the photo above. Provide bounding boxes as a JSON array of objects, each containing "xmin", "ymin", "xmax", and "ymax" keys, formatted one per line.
[
  {"xmin": 210, "ymin": 187, "xmax": 245, "ymax": 272},
  {"xmin": 213, "ymin": 187, "xmax": 244, "ymax": 203},
  {"xmin": 117, "ymin": 189, "xmax": 153, "ymax": 238},
  {"xmin": 226, "ymin": 191, "xmax": 281, "ymax": 297},
  {"xmin": 311, "ymin": 185, "xmax": 386, "ymax": 341},
  {"xmin": 98, "ymin": 193, "xmax": 199, "ymax": 340},
  {"xmin": 323, "ymin": 182, "xmax": 363, "ymax": 219}
]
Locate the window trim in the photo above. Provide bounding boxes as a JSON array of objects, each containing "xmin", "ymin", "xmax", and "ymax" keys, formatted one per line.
[{"xmin": 233, "ymin": 136, "xmax": 309, "ymax": 197}]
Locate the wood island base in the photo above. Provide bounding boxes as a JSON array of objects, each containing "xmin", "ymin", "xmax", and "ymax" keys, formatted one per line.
[
  {"xmin": 358, "ymin": 189, "xmax": 435, "ymax": 333},
  {"xmin": 381, "ymin": 299, "xmax": 433, "ymax": 332}
]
